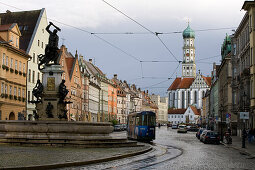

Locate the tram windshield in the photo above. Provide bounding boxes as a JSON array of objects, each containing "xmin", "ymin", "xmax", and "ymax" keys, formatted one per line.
[{"xmin": 138, "ymin": 115, "xmax": 156, "ymax": 126}]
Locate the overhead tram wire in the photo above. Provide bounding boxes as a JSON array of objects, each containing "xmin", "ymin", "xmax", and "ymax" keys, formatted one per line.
[
  {"xmin": 91, "ymin": 27, "xmax": 237, "ymax": 35},
  {"xmin": 0, "ymin": 1, "xmax": 142, "ymax": 63},
  {"xmin": 101, "ymin": 0, "xmax": 180, "ymax": 62},
  {"xmin": 142, "ymin": 62, "xmax": 181, "ymax": 89}
]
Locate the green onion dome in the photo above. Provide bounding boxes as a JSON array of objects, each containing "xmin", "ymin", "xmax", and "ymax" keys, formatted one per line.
[{"xmin": 183, "ymin": 24, "xmax": 195, "ymax": 38}]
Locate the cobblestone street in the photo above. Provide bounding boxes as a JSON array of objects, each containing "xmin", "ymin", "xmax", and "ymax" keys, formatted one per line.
[{"xmin": 79, "ymin": 127, "xmax": 255, "ymax": 170}]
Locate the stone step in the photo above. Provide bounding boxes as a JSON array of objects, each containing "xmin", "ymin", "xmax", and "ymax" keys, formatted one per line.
[{"xmin": 0, "ymin": 139, "xmax": 139, "ymax": 148}]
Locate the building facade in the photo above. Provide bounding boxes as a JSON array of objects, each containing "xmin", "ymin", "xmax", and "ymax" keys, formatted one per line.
[
  {"xmin": 218, "ymin": 34, "xmax": 235, "ymax": 135},
  {"xmin": 151, "ymin": 94, "xmax": 168, "ymax": 123},
  {"xmin": 168, "ymin": 24, "xmax": 211, "ymax": 110},
  {"xmin": 242, "ymin": 1, "xmax": 255, "ymax": 131},
  {"xmin": 0, "ymin": 9, "xmax": 49, "ymax": 120},
  {"xmin": 0, "ymin": 23, "xmax": 30, "ymax": 120}
]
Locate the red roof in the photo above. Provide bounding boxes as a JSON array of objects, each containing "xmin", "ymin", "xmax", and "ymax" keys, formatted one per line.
[
  {"xmin": 190, "ymin": 105, "xmax": 201, "ymax": 115},
  {"xmin": 168, "ymin": 108, "xmax": 187, "ymax": 114},
  {"xmin": 202, "ymin": 76, "xmax": 211, "ymax": 87},
  {"xmin": 168, "ymin": 77, "xmax": 194, "ymax": 90},
  {"xmin": 167, "ymin": 78, "xmax": 181, "ymax": 90},
  {"xmin": 65, "ymin": 57, "xmax": 74, "ymax": 75},
  {"xmin": 0, "ymin": 24, "xmax": 13, "ymax": 31},
  {"xmin": 178, "ymin": 78, "xmax": 194, "ymax": 89}
]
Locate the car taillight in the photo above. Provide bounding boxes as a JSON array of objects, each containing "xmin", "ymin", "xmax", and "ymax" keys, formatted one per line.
[{"xmin": 205, "ymin": 136, "xmax": 209, "ymax": 138}]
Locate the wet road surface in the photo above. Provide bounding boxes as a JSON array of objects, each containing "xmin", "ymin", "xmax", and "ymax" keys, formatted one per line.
[{"xmin": 66, "ymin": 127, "xmax": 255, "ymax": 170}]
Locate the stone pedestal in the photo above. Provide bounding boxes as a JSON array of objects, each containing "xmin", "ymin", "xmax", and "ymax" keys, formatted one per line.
[{"xmin": 36, "ymin": 65, "xmax": 66, "ymax": 120}]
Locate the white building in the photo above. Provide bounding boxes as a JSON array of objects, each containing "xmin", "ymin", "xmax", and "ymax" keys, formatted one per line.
[
  {"xmin": 151, "ymin": 94, "xmax": 168, "ymax": 123},
  {"xmin": 85, "ymin": 59, "xmax": 101, "ymax": 122},
  {"xmin": 167, "ymin": 23, "xmax": 211, "ymax": 110},
  {"xmin": 0, "ymin": 9, "xmax": 49, "ymax": 120},
  {"xmin": 168, "ymin": 106, "xmax": 200, "ymax": 124}
]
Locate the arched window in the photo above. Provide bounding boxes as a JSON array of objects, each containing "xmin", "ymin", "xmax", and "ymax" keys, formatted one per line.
[
  {"xmin": 172, "ymin": 92, "xmax": 175, "ymax": 107},
  {"xmin": 194, "ymin": 91, "xmax": 197, "ymax": 104},
  {"xmin": 182, "ymin": 91, "xmax": 185, "ymax": 108},
  {"xmin": 188, "ymin": 91, "xmax": 190, "ymax": 106}
]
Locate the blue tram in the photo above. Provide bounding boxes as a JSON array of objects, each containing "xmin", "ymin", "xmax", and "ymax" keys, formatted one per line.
[{"xmin": 127, "ymin": 111, "xmax": 156, "ymax": 141}]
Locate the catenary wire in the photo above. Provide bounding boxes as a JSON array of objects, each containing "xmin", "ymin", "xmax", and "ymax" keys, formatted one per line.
[{"xmin": 101, "ymin": 0, "xmax": 180, "ymax": 62}]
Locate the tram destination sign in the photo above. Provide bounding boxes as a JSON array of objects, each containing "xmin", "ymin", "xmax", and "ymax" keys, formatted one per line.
[{"xmin": 240, "ymin": 112, "xmax": 249, "ymax": 119}]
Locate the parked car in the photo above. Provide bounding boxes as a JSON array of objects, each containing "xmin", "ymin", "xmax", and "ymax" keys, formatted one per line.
[
  {"xmin": 200, "ymin": 130, "xmax": 208, "ymax": 142},
  {"xmin": 114, "ymin": 125, "xmax": 122, "ymax": 131},
  {"xmin": 196, "ymin": 128, "xmax": 205, "ymax": 139},
  {"xmin": 177, "ymin": 125, "xmax": 187, "ymax": 133},
  {"xmin": 167, "ymin": 123, "xmax": 172, "ymax": 127},
  {"xmin": 188, "ymin": 126, "xmax": 199, "ymax": 132},
  {"xmin": 201, "ymin": 131, "xmax": 220, "ymax": 144},
  {"xmin": 172, "ymin": 124, "xmax": 178, "ymax": 129}
]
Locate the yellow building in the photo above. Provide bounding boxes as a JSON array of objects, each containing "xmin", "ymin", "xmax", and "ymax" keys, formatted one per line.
[{"xmin": 0, "ymin": 23, "xmax": 30, "ymax": 120}]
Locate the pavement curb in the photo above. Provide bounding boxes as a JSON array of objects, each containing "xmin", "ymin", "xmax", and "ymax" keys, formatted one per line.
[
  {"xmin": 1, "ymin": 145, "xmax": 153, "ymax": 170},
  {"xmin": 220, "ymin": 141, "xmax": 255, "ymax": 157}
]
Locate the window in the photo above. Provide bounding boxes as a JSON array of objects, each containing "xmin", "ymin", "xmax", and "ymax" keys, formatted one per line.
[
  {"xmin": 182, "ymin": 91, "xmax": 185, "ymax": 108},
  {"xmin": 33, "ymin": 53, "xmax": 35, "ymax": 63},
  {"xmin": 15, "ymin": 60, "xmax": 17, "ymax": 70},
  {"xmin": 188, "ymin": 91, "xmax": 190, "ymax": 106},
  {"xmin": 19, "ymin": 61, "xmax": 21, "ymax": 71},
  {"xmin": 5, "ymin": 84, "xmax": 7, "ymax": 94},
  {"xmin": 37, "ymin": 72, "xmax": 40, "ymax": 81},
  {"xmin": 6, "ymin": 56, "xmax": 8, "ymax": 66},
  {"xmin": 18, "ymin": 88, "xmax": 21, "ymax": 97},
  {"xmin": 1, "ymin": 83, "xmax": 4, "ymax": 93},
  {"xmin": 41, "ymin": 42, "xmax": 43, "ymax": 48},
  {"xmin": 23, "ymin": 63, "xmax": 25, "ymax": 73},
  {"xmin": 10, "ymin": 58, "xmax": 13, "ymax": 68},
  {"xmin": 32, "ymin": 71, "xmax": 35, "ymax": 83},
  {"xmin": 194, "ymin": 91, "xmax": 197, "ymax": 104},
  {"xmin": 2, "ymin": 53, "xmax": 5, "ymax": 65},
  {"xmin": 14, "ymin": 87, "xmax": 17, "ymax": 96},
  {"xmin": 9, "ymin": 85, "xmax": 12, "ymax": 95},
  {"xmin": 22, "ymin": 89, "xmax": 25, "ymax": 98},
  {"xmin": 16, "ymin": 37, "xmax": 18, "ymax": 47},
  {"xmin": 38, "ymin": 40, "xmax": 40, "ymax": 46},
  {"xmin": 190, "ymin": 115, "xmax": 193, "ymax": 119},
  {"xmin": 28, "ymin": 69, "xmax": 31, "ymax": 82}
]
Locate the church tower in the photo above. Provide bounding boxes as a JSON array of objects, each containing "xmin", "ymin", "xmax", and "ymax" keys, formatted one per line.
[{"xmin": 182, "ymin": 23, "xmax": 196, "ymax": 78}]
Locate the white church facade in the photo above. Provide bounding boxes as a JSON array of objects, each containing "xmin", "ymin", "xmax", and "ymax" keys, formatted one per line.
[{"xmin": 167, "ymin": 23, "xmax": 211, "ymax": 110}]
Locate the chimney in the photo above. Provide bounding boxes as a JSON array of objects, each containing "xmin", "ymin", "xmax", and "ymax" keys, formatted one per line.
[
  {"xmin": 146, "ymin": 90, "xmax": 148, "ymax": 94},
  {"xmin": 89, "ymin": 59, "xmax": 92, "ymax": 63},
  {"xmin": 114, "ymin": 74, "xmax": 117, "ymax": 79},
  {"xmin": 124, "ymin": 80, "xmax": 127, "ymax": 83},
  {"xmin": 138, "ymin": 88, "xmax": 141, "ymax": 91}
]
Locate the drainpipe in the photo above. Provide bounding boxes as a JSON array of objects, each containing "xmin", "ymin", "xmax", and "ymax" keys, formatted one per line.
[{"xmin": 26, "ymin": 56, "xmax": 32, "ymax": 120}]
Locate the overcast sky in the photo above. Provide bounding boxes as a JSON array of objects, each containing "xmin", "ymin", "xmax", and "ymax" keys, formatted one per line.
[{"xmin": 0, "ymin": 0, "xmax": 246, "ymax": 96}]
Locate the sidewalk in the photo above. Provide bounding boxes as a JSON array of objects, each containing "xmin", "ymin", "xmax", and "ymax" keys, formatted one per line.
[
  {"xmin": 0, "ymin": 143, "xmax": 152, "ymax": 169},
  {"xmin": 221, "ymin": 136, "xmax": 255, "ymax": 157}
]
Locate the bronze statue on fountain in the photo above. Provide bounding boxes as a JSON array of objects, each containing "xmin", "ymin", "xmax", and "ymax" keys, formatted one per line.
[
  {"xmin": 38, "ymin": 22, "xmax": 61, "ymax": 70},
  {"xmin": 32, "ymin": 79, "xmax": 43, "ymax": 103}
]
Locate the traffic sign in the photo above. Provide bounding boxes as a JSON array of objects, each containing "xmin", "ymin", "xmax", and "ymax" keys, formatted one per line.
[{"xmin": 240, "ymin": 112, "xmax": 249, "ymax": 119}]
